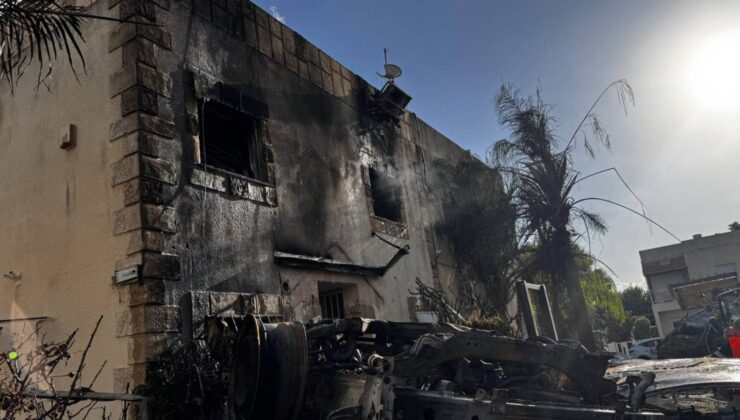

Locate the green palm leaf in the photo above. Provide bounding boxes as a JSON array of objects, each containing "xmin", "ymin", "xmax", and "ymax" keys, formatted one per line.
[{"xmin": 0, "ymin": 0, "xmax": 150, "ymax": 90}]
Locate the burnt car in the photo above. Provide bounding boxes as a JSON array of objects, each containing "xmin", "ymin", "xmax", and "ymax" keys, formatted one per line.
[
  {"xmin": 227, "ymin": 315, "xmax": 740, "ymax": 419},
  {"xmin": 658, "ymin": 288, "xmax": 740, "ymax": 359},
  {"xmin": 607, "ymin": 358, "xmax": 740, "ymax": 418}
]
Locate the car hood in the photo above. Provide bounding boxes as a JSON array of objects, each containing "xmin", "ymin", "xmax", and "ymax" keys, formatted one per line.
[{"xmin": 605, "ymin": 357, "xmax": 740, "ymax": 393}]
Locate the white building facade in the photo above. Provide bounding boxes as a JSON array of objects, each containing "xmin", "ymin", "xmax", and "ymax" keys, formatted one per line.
[{"xmin": 640, "ymin": 230, "xmax": 740, "ymax": 336}]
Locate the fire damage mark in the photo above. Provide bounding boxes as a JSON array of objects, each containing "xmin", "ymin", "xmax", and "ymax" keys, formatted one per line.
[{"xmin": 430, "ymin": 156, "xmax": 519, "ymax": 318}]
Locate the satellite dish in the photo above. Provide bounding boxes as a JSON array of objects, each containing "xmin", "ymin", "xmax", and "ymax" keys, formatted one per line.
[
  {"xmin": 380, "ymin": 64, "xmax": 402, "ymax": 79},
  {"xmin": 377, "ymin": 48, "xmax": 402, "ymax": 82}
]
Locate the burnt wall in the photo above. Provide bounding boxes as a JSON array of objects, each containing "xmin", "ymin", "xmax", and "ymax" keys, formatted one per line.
[
  {"xmin": 410, "ymin": 119, "xmax": 516, "ymax": 314},
  {"xmin": 120, "ymin": 0, "xmax": 510, "ymax": 337}
]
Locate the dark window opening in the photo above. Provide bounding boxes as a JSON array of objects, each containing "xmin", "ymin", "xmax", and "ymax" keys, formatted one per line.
[
  {"xmin": 200, "ymin": 100, "xmax": 268, "ymax": 182},
  {"xmin": 369, "ymin": 168, "xmax": 403, "ymax": 223},
  {"xmin": 319, "ymin": 287, "xmax": 345, "ymax": 319}
]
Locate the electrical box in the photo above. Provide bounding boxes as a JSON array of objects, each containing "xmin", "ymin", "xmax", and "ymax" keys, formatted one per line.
[{"xmin": 60, "ymin": 124, "xmax": 77, "ymax": 150}]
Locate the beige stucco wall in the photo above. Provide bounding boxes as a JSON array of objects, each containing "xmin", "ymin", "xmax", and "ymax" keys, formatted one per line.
[{"xmin": 0, "ymin": 0, "xmax": 128, "ymax": 397}]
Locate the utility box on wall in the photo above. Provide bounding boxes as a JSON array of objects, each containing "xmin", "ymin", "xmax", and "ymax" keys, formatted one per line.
[{"xmin": 60, "ymin": 124, "xmax": 77, "ymax": 150}]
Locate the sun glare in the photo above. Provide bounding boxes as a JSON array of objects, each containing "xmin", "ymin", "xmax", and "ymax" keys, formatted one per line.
[{"xmin": 686, "ymin": 32, "xmax": 740, "ymax": 109}]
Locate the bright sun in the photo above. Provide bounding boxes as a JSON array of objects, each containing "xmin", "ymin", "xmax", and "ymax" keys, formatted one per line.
[{"xmin": 686, "ymin": 32, "xmax": 740, "ymax": 109}]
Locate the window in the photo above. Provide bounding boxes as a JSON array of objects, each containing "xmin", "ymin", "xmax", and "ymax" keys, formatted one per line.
[
  {"xmin": 647, "ymin": 270, "xmax": 687, "ymax": 303},
  {"xmin": 369, "ymin": 167, "xmax": 403, "ymax": 223},
  {"xmin": 200, "ymin": 100, "xmax": 268, "ymax": 182},
  {"xmin": 319, "ymin": 287, "xmax": 345, "ymax": 319},
  {"xmin": 716, "ymin": 263, "xmax": 737, "ymax": 275}
]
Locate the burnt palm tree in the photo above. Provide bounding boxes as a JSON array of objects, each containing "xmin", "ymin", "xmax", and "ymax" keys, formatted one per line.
[
  {"xmin": 491, "ymin": 81, "xmax": 634, "ymax": 348},
  {"xmin": 0, "ymin": 0, "xmax": 141, "ymax": 89}
]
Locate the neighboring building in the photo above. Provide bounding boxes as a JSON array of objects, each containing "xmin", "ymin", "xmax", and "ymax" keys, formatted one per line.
[
  {"xmin": 640, "ymin": 230, "xmax": 740, "ymax": 336},
  {"xmin": 0, "ymin": 0, "xmax": 511, "ymax": 402}
]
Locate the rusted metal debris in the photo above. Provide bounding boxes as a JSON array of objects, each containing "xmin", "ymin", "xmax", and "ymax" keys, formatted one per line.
[{"xmin": 226, "ymin": 315, "xmax": 740, "ymax": 419}]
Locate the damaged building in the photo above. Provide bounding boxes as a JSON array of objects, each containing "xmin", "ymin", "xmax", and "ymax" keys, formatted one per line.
[{"xmin": 0, "ymin": 0, "xmax": 511, "ymax": 399}]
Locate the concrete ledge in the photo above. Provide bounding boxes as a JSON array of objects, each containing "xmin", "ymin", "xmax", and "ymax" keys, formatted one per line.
[
  {"xmin": 112, "ymin": 154, "xmax": 139, "ymax": 186},
  {"xmin": 113, "ymin": 203, "xmax": 175, "ymax": 234},
  {"xmin": 121, "ymin": 86, "xmax": 159, "ymax": 116},
  {"xmin": 115, "ymin": 250, "xmax": 182, "ymax": 280},
  {"xmin": 128, "ymin": 332, "xmax": 176, "ymax": 364},
  {"xmin": 116, "ymin": 305, "xmax": 180, "ymax": 337},
  {"xmin": 111, "ymin": 62, "xmax": 172, "ymax": 98},
  {"xmin": 371, "ymin": 216, "xmax": 409, "ymax": 239},
  {"xmin": 111, "ymin": 113, "xmax": 175, "ymax": 140},
  {"xmin": 142, "ymin": 204, "xmax": 176, "ymax": 232},
  {"xmin": 109, "ymin": 20, "xmax": 172, "ymax": 52},
  {"xmin": 123, "ymin": 279, "xmax": 166, "ymax": 307},
  {"xmin": 113, "ymin": 365, "xmax": 146, "ymax": 394},
  {"xmin": 116, "ymin": 251, "xmax": 144, "ymax": 272},
  {"xmin": 118, "ymin": 178, "xmax": 173, "ymax": 206},
  {"xmin": 140, "ymin": 252, "xmax": 180, "ymax": 279},
  {"xmin": 125, "ymin": 229, "xmax": 170, "ymax": 254},
  {"xmin": 191, "ymin": 168, "xmax": 228, "ymax": 193},
  {"xmin": 113, "ymin": 132, "xmax": 177, "ymax": 160},
  {"xmin": 141, "ymin": 155, "xmax": 177, "ymax": 185},
  {"xmin": 117, "ymin": 0, "xmax": 156, "ymax": 21},
  {"xmin": 122, "ymin": 37, "xmax": 157, "ymax": 67},
  {"xmin": 110, "ymin": 0, "xmax": 169, "ymax": 11}
]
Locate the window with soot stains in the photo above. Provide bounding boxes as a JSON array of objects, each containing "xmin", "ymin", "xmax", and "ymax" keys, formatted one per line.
[
  {"xmin": 369, "ymin": 167, "xmax": 403, "ymax": 223},
  {"xmin": 200, "ymin": 100, "xmax": 268, "ymax": 183},
  {"xmin": 319, "ymin": 288, "xmax": 345, "ymax": 319}
]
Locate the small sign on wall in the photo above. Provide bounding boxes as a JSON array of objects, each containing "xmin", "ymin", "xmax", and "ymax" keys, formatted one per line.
[
  {"xmin": 60, "ymin": 124, "xmax": 77, "ymax": 150},
  {"xmin": 114, "ymin": 265, "xmax": 140, "ymax": 285}
]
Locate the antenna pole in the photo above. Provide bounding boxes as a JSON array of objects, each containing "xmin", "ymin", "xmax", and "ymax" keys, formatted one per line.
[{"xmin": 384, "ymin": 48, "xmax": 388, "ymax": 65}]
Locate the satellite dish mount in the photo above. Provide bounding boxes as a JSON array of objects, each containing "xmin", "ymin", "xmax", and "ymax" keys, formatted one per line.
[{"xmin": 377, "ymin": 48, "xmax": 402, "ymax": 83}]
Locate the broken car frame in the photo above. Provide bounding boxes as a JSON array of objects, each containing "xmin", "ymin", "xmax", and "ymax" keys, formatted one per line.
[{"xmin": 228, "ymin": 315, "xmax": 733, "ymax": 419}]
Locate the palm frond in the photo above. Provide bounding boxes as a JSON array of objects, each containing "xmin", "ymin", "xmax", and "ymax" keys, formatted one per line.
[
  {"xmin": 0, "ymin": 1, "xmax": 85, "ymax": 88},
  {"xmin": 492, "ymin": 84, "xmax": 558, "ymax": 168},
  {"xmin": 0, "ymin": 0, "xmax": 149, "ymax": 90},
  {"xmin": 573, "ymin": 207, "xmax": 608, "ymax": 236},
  {"xmin": 565, "ymin": 79, "xmax": 634, "ymax": 158}
]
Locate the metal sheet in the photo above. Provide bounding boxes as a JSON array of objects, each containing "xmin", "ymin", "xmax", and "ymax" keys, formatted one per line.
[{"xmin": 606, "ymin": 358, "xmax": 740, "ymax": 393}]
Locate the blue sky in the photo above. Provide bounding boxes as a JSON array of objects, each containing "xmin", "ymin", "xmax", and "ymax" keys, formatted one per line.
[{"xmin": 254, "ymin": 0, "xmax": 740, "ymax": 289}]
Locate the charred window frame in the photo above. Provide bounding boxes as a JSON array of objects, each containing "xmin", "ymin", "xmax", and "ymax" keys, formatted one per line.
[
  {"xmin": 368, "ymin": 167, "xmax": 404, "ymax": 223},
  {"xmin": 319, "ymin": 288, "xmax": 345, "ymax": 319},
  {"xmin": 186, "ymin": 74, "xmax": 276, "ymax": 206},
  {"xmin": 198, "ymin": 99, "xmax": 269, "ymax": 183}
]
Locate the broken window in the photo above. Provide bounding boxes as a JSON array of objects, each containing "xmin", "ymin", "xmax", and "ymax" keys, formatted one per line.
[
  {"xmin": 369, "ymin": 167, "xmax": 403, "ymax": 223},
  {"xmin": 200, "ymin": 100, "xmax": 268, "ymax": 182},
  {"xmin": 319, "ymin": 287, "xmax": 345, "ymax": 319}
]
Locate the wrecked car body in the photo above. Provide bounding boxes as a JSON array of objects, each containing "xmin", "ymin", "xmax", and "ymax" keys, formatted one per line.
[
  {"xmin": 607, "ymin": 358, "xmax": 740, "ymax": 418},
  {"xmin": 226, "ymin": 315, "xmax": 740, "ymax": 419},
  {"xmin": 658, "ymin": 288, "xmax": 740, "ymax": 359}
]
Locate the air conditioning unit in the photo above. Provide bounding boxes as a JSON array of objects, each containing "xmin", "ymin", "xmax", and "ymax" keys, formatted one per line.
[{"xmin": 372, "ymin": 82, "xmax": 412, "ymax": 120}]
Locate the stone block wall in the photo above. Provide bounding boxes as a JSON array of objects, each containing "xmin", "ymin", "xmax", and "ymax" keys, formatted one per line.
[
  {"xmin": 108, "ymin": 0, "xmax": 181, "ymax": 392},
  {"xmin": 103, "ymin": 0, "xmax": 470, "ymax": 392}
]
